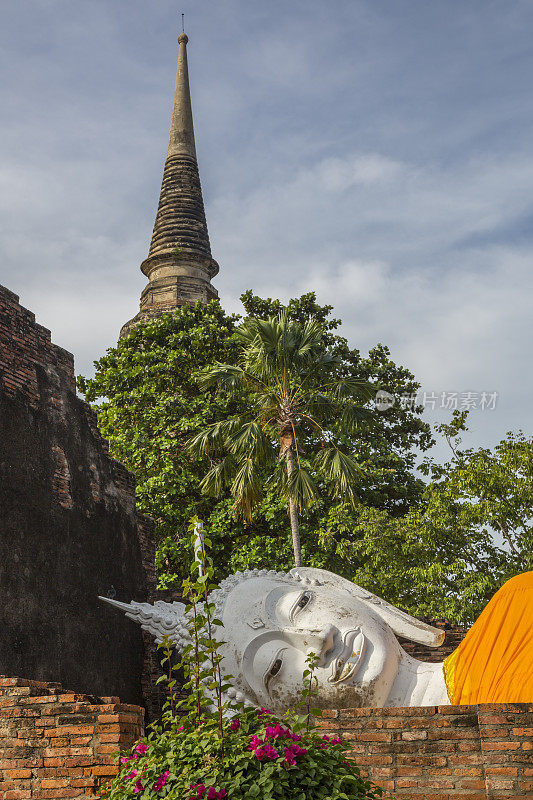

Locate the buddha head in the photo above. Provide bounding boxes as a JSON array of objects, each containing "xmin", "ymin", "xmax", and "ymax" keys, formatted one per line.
[{"xmin": 101, "ymin": 567, "xmax": 444, "ymax": 714}]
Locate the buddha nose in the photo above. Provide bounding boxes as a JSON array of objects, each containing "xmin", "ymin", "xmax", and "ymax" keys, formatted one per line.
[{"xmin": 316, "ymin": 624, "xmax": 338, "ymax": 666}]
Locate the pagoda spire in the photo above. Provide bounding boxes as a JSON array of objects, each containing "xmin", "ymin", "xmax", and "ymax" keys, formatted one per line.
[
  {"xmin": 167, "ymin": 31, "xmax": 196, "ymax": 160},
  {"xmin": 121, "ymin": 28, "xmax": 219, "ymax": 338}
]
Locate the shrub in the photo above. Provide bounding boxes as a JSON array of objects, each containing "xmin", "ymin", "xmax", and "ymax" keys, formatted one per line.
[{"xmin": 102, "ymin": 706, "xmax": 384, "ymax": 799}]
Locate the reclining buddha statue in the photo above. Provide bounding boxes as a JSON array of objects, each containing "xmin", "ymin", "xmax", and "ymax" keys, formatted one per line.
[{"xmin": 101, "ymin": 568, "xmax": 533, "ymax": 713}]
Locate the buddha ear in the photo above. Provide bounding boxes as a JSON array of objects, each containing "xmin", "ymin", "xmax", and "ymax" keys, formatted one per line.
[
  {"xmin": 99, "ymin": 597, "xmax": 191, "ymax": 650},
  {"xmin": 290, "ymin": 567, "xmax": 444, "ymax": 648}
]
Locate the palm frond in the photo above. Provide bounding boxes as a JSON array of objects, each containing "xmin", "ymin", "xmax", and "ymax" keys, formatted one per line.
[
  {"xmin": 286, "ymin": 465, "xmax": 320, "ymax": 511},
  {"xmin": 327, "ymin": 378, "xmax": 375, "ymax": 402},
  {"xmin": 225, "ymin": 421, "xmax": 276, "ymax": 463},
  {"xmin": 199, "ymin": 455, "xmax": 237, "ymax": 497},
  {"xmin": 313, "ymin": 446, "xmax": 365, "ymax": 503},
  {"xmin": 333, "ymin": 403, "xmax": 373, "ymax": 434},
  {"xmin": 231, "ymin": 456, "xmax": 264, "ymax": 523},
  {"xmin": 198, "ymin": 363, "xmax": 248, "ymax": 393},
  {"xmin": 186, "ymin": 417, "xmax": 244, "ymax": 456}
]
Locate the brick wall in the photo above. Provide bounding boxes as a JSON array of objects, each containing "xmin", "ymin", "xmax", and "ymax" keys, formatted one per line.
[
  {"xmin": 315, "ymin": 703, "xmax": 533, "ymax": 799},
  {"xmin": 0, "ymin": 284, "xmax": 157, "ymax": 714},
  {"xmin": 1, "ymin": 675, "xmax": 531, "ymax": 799},
  {"xmin": 0, "ymin": 677, "xmax": 144, "ymax": 799}
]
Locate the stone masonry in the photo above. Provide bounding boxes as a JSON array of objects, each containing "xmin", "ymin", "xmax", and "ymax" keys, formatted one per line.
[
  {"xmin": 121, "ymin": 31, "xmax": 219, "ymax": 337},
  {"xmin": 315, "ymin": 703, "xmax": 533, "ymax": 799},
  {"xmin": 0, "ymin": 284, "xmax": 157, "ymax": 714},
  {"xmin": 0, "ymin": 677, "xmax": 144, "ymax": 799}
]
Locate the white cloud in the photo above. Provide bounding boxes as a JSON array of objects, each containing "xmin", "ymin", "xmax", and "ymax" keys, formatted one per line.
[{"xmin": 2, "ymin": 0, "xmax": 533, "ymax": 465}]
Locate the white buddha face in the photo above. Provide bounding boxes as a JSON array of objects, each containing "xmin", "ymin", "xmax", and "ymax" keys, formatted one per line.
[{"xmin": 217, "ymin": 574, "xmax": 402, "ymax": 713}]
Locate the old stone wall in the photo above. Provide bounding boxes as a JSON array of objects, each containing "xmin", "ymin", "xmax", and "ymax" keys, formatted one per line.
[
  {"xmin": 0, "ymin": 677, "xmax": 143, "ymax": 799},
  {"xmin": 0, "ymin": 285, "xmax": 156, "ymax": 712},
  {"xmin": 315, "ymin": 703, "xmax": 533, "ymax": 799}
]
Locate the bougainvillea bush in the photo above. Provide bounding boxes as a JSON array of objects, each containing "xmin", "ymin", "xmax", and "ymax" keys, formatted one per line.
[{"xmin": 102, "ymin": 706, "xmax": 384, "ymax": 800}]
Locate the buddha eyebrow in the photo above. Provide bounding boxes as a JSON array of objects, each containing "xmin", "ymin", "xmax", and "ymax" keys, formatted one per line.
[{"xmin": 264, "ymin": 584, "xmax": 301, "ymax": 625}]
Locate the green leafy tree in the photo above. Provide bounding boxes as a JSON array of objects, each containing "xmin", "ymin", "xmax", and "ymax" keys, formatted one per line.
[
  {"xmin": 78, "ymin": 293, "xmax": 431, "ymax": 586},
  {"xmin": 78, "ymin": 302, "xmax": 242, "ymax": 581},
  {"xmin": 420, "ymin": 411, "xmax": 533, "ymax": 568},
  {"xmin": 317, "ymin": 414, "xmax": 531, "ymax": 623},
  {"xmin": 188, "ymin": 312, "xmax": 374, "ymax": 566}
]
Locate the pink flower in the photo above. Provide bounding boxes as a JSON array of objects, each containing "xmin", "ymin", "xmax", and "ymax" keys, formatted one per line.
[
  {"xmin": 120, "ymin": 755, "xmax": 134, "ymax": 764},
  {"xmin": 153, "ymin": 770, "xmax": 171, "ymax": 792},
  {"xmin": 283, "ymin": 743, "xmax": 308, "ymax": 766},
  {"xmin": 248, "ymin": 734, "xmax": 263, "ymax": 750},
  {"xmin": 133, "ymin": 780, "xmax": 143, "ymax": 794},
  {"xmin": 258, "ymin": 707, "xmax": 273, "ymax": 717},
  {"xmin": 125, "ymin": 769, "xmax": 137, "ymax": 780},
  {"xmin": 229, "ymin": 718, "xmax": 241, "ymax": 731},
  {"xmin": 265, "ymin": 724, "xmax": 283, "ymax": 739},
  {"xmin": 264, "ymin": 724, "xmax": 303, "ymax": 742},
  {"xmin": 135, "ymin": 743, "xmax": 149, "ymax": 755},
  {"xmin": 254, "ymin": 744, "xmax": 279, "ymax": 761},
  {"xmin": 216, "ymin": 792, "xmax": 227, "ymax": 799},
  {"xmin": 193, "ymin": 783, "xmax": 206, "ymax": 798},
  {"xmin": 331, "ymin": 736, "xmax": 342, "ymax": 745},
  {"xmin": 207, "ymin": 789, "xmax": 217, "ymax": 800}
]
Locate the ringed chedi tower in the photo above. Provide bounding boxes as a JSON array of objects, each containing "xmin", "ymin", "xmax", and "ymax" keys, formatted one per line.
[{"xmin": 120, "ymin": 27, "xmax": 219, "ymax": 337}]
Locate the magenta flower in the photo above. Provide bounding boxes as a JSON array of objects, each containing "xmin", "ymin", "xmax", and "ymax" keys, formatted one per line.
[
  {"xmin": 153, "ymin": 770, "xmax": 171, "ymax": 792},
  {"xmin": 283, "ymin": 743, "xmax": 308, "ymax": 766},
  {"xmin": 265, "ymin": 724, "xmax": 283, "ymax": 739},
  {"xmin": 207, "ymin": 789, "xmax": 217, "ymax": 800},
  {"xmin": 264, "ymin": 724, "xmax": 303, "ymax": 742},
  {"xmin": 120, "ymin": 755, "xmax": 134, "ymax": 764},
  {"xmin": 248, "ymin": 734, "xmax": 263, "ymax": 751},
  {"xmin": 216, "ymin": 792, "xmax": 227, "ymax": 799},
  {"xmin": 258, "ymin": 707, "xmax": 273, "ymax": 718},
  {"xmin": 125, "ymin": 769, "xmax": 137, "ymax": 780},
  {"xmin": 135, "ymin": 743, "xmax": 149, "ymax": 755},
  {"xmin": 133, "ymin": 779, "xmax": 143, "ymax": 794},
  {"xmin": 229, "ymin": 718, "xmax": 241, "ymax": 732},
  {"xmin": 254, "ymin": 743, "xmax": 279, "ymax": 761}
]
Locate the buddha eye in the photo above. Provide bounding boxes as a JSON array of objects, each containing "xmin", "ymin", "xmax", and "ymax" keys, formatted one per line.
[
  {"xmin": 291, "ymin": 591, "xmax": 312, "ymax": 619},
  {"xmin": 269, "ymin": 658, "xmax": 282, "ymax": 677}
]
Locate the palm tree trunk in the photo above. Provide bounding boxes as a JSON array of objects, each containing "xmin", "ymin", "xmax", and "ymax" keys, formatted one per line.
[{"xmin": 285, "ymin": 446, "xmax": 302, "ymax": 567}]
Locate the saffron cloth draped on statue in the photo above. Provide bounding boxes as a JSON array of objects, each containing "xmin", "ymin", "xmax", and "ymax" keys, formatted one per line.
[{"xmin": 444, "ymin": 571, "xmax": 533, "ymax": 705}]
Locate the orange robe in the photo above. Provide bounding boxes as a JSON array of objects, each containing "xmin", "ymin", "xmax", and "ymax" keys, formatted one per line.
[{"xmin": 444, "ymin": 571, "xmax": 533, "ymax": 705}]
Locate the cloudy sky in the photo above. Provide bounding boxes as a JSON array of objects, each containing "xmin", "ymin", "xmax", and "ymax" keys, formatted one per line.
[{"xmin": 1, "ymin": 0, "xmax": 532, "ymax": 461}]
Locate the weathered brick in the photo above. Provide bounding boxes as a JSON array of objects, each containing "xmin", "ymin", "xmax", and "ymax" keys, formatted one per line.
[
  {"xmin": 314, "ymin": 701, "xmax": 533, "ymax": 798},
  {"xmin": 0, "ymin": 677, "xmax": 142, "ymax": 799}
]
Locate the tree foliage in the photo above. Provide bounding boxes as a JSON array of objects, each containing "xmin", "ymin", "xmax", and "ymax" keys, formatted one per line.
[
  {"xmin": 78, "ymin": 293, "xmax": 431, "ymax": 589},
  {"xmin": 317, "ymin": 413, "xmax": 532, "ymax": 623},
  {"xmin": 188, "ymin": 312, "xmax": 374, "ymax": 565}
]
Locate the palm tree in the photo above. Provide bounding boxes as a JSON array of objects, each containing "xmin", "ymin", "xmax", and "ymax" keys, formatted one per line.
[{"xmin": 187, "ymin": 312, "xmax": 374, "ymax": 567}]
